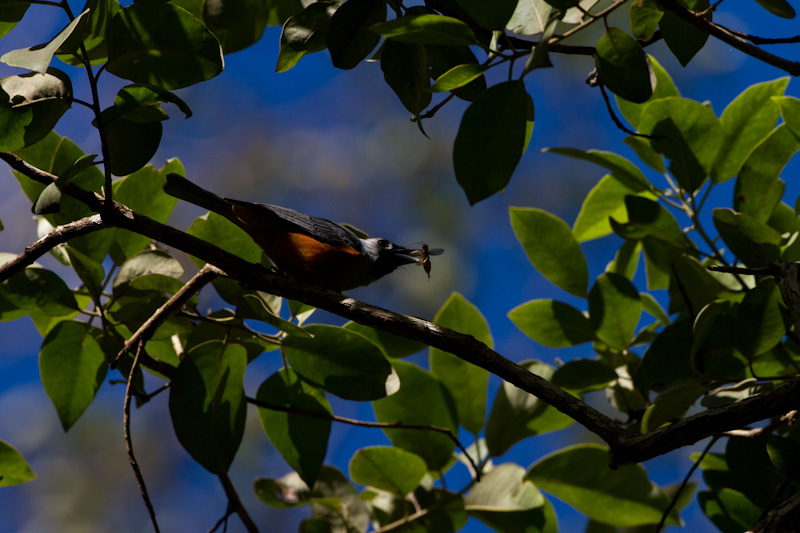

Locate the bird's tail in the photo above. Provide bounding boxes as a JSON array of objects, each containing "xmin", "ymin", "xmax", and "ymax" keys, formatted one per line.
[{"xmin": 164, "ymin": 174, "xmax": 233, "ymax": 216}]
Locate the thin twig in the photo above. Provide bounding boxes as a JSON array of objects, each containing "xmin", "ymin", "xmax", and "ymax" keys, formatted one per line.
[
  {"xmin": 124, "ymin": 340, "xmax": 161, "ymax": 533},
  {"xmin": 218, "ymin": 474, "xmax": 259, "ymax": 533},
  {"xmin": 113, "ymin": 263, "xmax": 221, "ymax": 366},
  {"xmin": 596, "ymin": 82, "xmax": 657, "ymax": 138},
  {"xmin": 60, "ymin": 0, "xmax": 114, "ymax": 207},
  {"xmin": 0, "ymin": 214, "xmax": 105, "ymax": 282},
  {"xmin": 655, "ymin": 435, "xmax": 720, "ymax": 532},
  {"xmin": 246, "ymin": 397, "xmax": 481, "ymax": 481}
]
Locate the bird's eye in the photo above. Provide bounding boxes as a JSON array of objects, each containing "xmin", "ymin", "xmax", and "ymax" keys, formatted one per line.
[{"xmin": 377, "ymin": 238, "xmax": 391, "ymax": 248}]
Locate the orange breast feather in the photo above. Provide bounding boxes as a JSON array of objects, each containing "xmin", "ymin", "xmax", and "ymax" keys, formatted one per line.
[{"xmin": 266, "ymin": 232, "xmax": 361, "ymax": 287}]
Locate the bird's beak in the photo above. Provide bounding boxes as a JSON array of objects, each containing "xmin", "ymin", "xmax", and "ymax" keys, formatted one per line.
[{"xmin": 393, "ymin": 247, "xmax": 421, "ymax": 265}]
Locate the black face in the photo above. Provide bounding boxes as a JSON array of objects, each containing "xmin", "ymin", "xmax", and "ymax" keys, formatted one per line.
[{"xmin": 369, "ymin": 238, "xmax": 418, "ymax": 279}]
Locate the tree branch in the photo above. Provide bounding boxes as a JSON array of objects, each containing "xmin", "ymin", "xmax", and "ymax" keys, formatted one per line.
[
  {"xmin": 656, "ymin": 0, "xmax": 800, "ymax": 76},
  {"xmin": 5, "ymin": 153, "xmax": 800, "ymax": 469},
  {"xmin": 0, "ymin": 214, "xmax": 105, "ymax": 282}
]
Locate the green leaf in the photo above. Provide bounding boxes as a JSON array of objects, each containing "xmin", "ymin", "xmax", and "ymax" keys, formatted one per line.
[
  {"xmin": 712, "ymin": 78, "xmax": 789, "ymax": 183},
  {"xmin": 509, "ymin": 299, "xmax": 594, "ymax": 347},
  {"xmin": 506, "ymin": 0, "xmax": 553, "ymax": 35},
  {"xmin": 40, "ymin": 321, "xmax": 107, "ymax": 431},
  {"xmin": 609, "ymin": 240, "xmax": 641, "ymax": 280},
  {"xmin": 544, "ymin": 148, "xmax": 651, "ymax": 192},
  {"xmin": 426, "ymin": 45, "xmax": 486, "ymax": 101},
  {"xmin": 551, "ymin": 359, "xmax": 618, "ymax": 392},
  {"xmin": 14, "ymin": 132, "xmax": 110, "ymax": 262},
  {"xmin": 283, "ymin": 325, "xmax": 397, "ymax": 401},
  {"xmin": 1, "ymin": 9, "xmax": 89, "ymax": 72},
  {"xmin": 0, "ymin": 0, "xmax": 30, "ymax": 40},
  {"xmin": 523, "ymin": 7, "xmax": 559, "ymax": 72},
  {"xmin": 637, "ymin": 97, "xmax": 722, "ymax": 192},
  {"xmin": 617, "ymin": 195, "xmax": 689, "ymax": 249},
  {"xmin": 712, "ymin": 208, "xmax": 782, "ymax": 267},
  {"xmin": 326, "ymin": 0, "xmax": 384, "ymax": 69},
  {"xmin": 734, "ymin": 124, "xmax": 797, "ymax": 222},
  {"xmin": 641, "ymin": 291, "xmax": 670, "ymax": 326},
  {"xmin": 373, "ymin": 360, "xmax": 457, "ymax": 470},
  {"xmin": 187, "ymin": 211, "xmax": 264, "ymax": 266},
  {"xmin": 202, "ymin": 0, "xmax": 271, "ymax": 54},
  {"xmin": 371, "ymin": 14, "xmax": 476, "ymax": 46},
  {"xmin": 453, "ymin": 81, "xmax": 533, "ymax": 205},
  {"xmin": 113, "ymin": 249, "xmax": 183, "ymax": 293},
  {"xmin": 380, "ymin": 40, "xmax": 431, "ymax": 115},
  {"xmin": 454, "ymin": 81, "xmax": 532, "ymax": 204},
  {"xmin": 510, "ymin": 207, "xmax": 588, "ymax": 298},
  {"xmin": 430, "ymin": 293, "xmax": 490, "ymax": 434},
  {"xmin": 641, "ymin": 382, "xmax": 706, "ymax": 432},
  {"xmin": 588, "ymin": 272, "xmax": 642, "ymax": 350},
  {"xmin": 735, "ymin": 279, "xmax": 785, "ymax": 357},
  {"xmin": 343, "ymin": 322, "xmax": 425, "ymax": 358},
  {"xmin": 0, "ymin": 68, "xmax": 72, "ymax": 151},
  {"xmin": 464, "ymin": 463, "xmax": 544, "ymax": 511},
  {"xmin": 65, "ymin": 246, "xmax": 105, "ymax": 300},
  {"xmin": 256, "ymin": 368, "xmax": 331, "ymax": 489},
  {"xmin": 54, "ymin": 0, "xmax": 122, "ymax": 67},
  {"xmin": 775, "ymin": 96, "xmax": 800, "ymax": 140},
  {"xmin": 616, "ymin": 55, "xmax": 679, "ymax": 129},
  {"xmin": 169, "ymin": 342, "xmax": 247, "ymax": 474},
  {"xmin": 256, "ymin": 467, "xmax": 370, "ymax": 532},
  {"xmin": 766, "ymin": 436, "xmax": 800, "ymax": 475},
  {"xmin": 276, "ymin": 1, "xmax": 339, "ymax": 73},
  {"xmin": 527, "ymin": 444, "xmax": 678, "ymax": 527},
  {"xmin": 659, "ymin": 0, "xmax": 710, "ymax": 66},
  {"xmin": 573, "ymin": 174, "xmax": 656, "ymax": 242},
  {"xmin": 456, "ymin": 0, "xmax": 517, "ymax": 29},
  {"xmin": 698, "ymin": 488, "xmax": 761, "ymax": 532},
  {"xmin": 485, "ymin": 360, "xmax": 574, "ymax": 456},
  {"xmin": 753, "ymin": 0, "xmax": 795, "ymax": 18},
  {"xmin": 0, "ymin": 438, "xmax": 36, "ymax": 486},
  {"xmin": 349, "ymin": 447, "xmax": 427, "ymax": 495},
  {"xmin": 32, "ymin": 153, "xmax": 97, "ymax": 215},
  {"xmin": 0, "ymin": 266, "xmax": 78, "ymax": 316},
  {"xmin": 106, "ymin": 3, "xmax": 223, "ymax": 90},
  {"xmin": 624, "ymin": 135, "xmax": 666, "ymax": 173},
  {"xmin": 470, "ymin": 498, "xmax": 558, "ymax": 533},
  {"xmin": 594, "ymin": 27, "xmax": 654, "ymax": 104},
  {"xmin": 429, "ymin": 63, "xmax": 488, "ymax": 93},
  {"xmin": 110, "ymin": 161, "xmax": 182, "ymax": 261},
  {"xmin": 630, "ymin": 0, "xmax": 663, "ymax": 40}
]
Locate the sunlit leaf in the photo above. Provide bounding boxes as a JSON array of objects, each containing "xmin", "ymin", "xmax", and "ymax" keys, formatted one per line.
[{"xmin": 510, "ymin": 207, "xmax": 588, "ymax": 297}]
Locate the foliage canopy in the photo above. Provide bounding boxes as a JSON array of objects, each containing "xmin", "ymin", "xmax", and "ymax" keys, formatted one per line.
[{"xmin": 1, "ymin": 0, "xmax": 800, "ymax": 531}]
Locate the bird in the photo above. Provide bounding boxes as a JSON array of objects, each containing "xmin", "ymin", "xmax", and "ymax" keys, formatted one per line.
[{"xmin": 163, "ymin": 174, "xmax": 441, "ymax": 291}]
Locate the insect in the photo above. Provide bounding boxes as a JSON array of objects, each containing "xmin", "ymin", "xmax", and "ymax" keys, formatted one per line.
[{"xmin": 410, "ymin": 242, "xmax": 444, "ymax": 281}]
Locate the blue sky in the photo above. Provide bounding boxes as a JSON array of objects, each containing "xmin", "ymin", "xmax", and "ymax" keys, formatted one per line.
[{"xmin": 1, "ymin": 2, "xmax": 799, "ymax": 531}]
